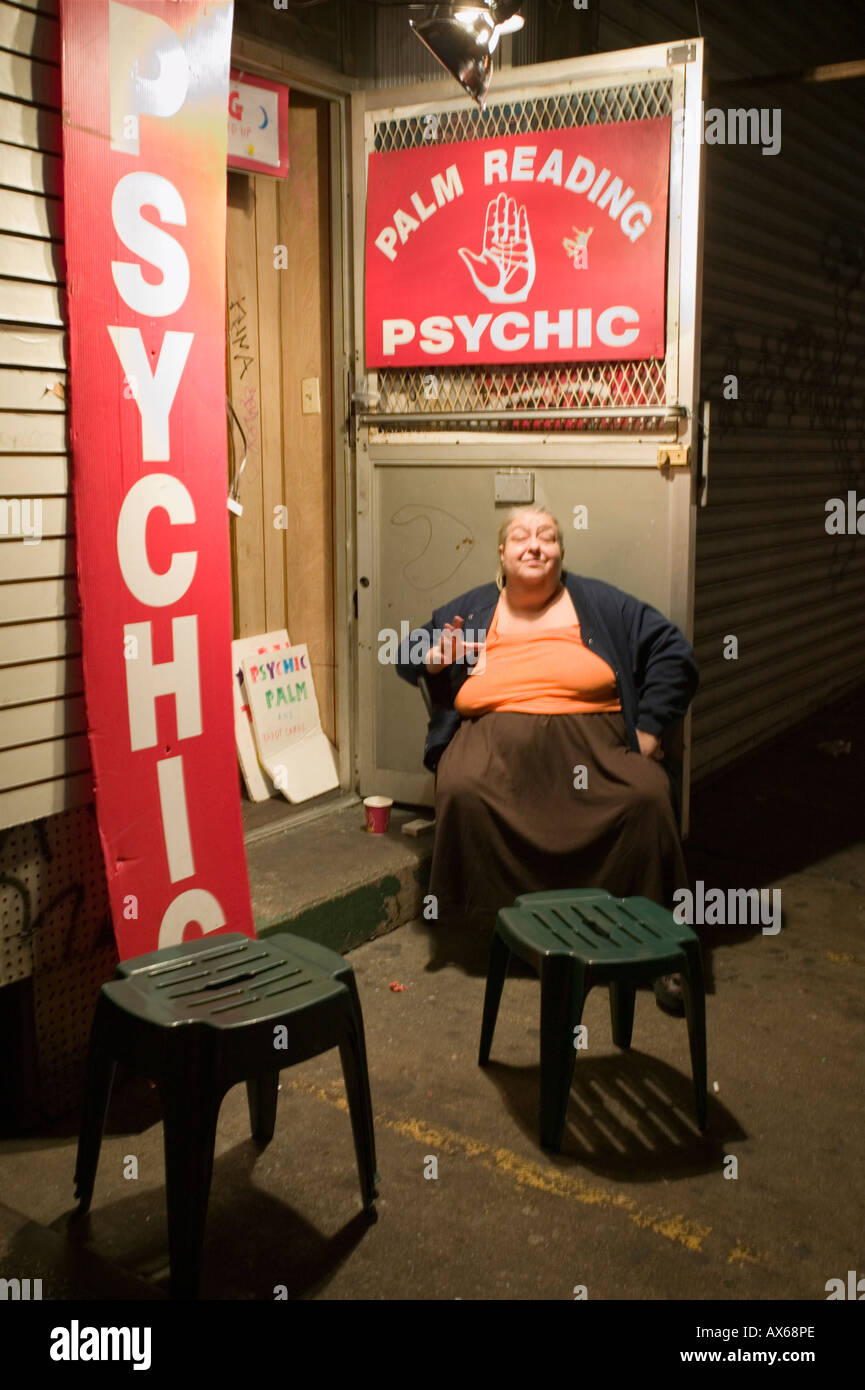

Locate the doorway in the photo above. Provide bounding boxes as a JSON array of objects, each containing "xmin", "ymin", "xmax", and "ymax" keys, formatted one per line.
[{"xmin": 226, "ymin": 88, "xmax": 342, "ymax": 830}]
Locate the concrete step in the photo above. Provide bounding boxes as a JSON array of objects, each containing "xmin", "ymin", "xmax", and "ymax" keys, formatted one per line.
[
  {"xmin": 246, "ymin": 799, "xmax": 435, "ymax": 953},
  {"xmin": 0, "ymin": 1198, "xmax": 165, "ymax": 1300}
]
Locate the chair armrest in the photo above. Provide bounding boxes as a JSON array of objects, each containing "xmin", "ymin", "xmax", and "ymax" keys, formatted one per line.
[{"xmin": 417, "ymin": 672, "xmax": 434, "ymax": 716}]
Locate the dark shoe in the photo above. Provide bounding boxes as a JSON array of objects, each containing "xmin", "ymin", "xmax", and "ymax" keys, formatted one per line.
[{"xmin": 653, "ymin": 973, "xmax": 685, "ymax": 1017}]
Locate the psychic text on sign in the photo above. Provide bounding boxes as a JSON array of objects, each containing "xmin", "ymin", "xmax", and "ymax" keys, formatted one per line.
[
  {"xmin": 60, "ymin": 0, "xmax": 255, "ymax": 957},
  {"xmin": 365, "ymin": 121, "xmax": 671, "ymax": 367}
]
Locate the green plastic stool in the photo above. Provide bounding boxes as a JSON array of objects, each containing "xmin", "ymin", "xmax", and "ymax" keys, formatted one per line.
[
  {"xmin": 73, "ymin": 932, "xmax": 378, "ymax": 1298},
  {"xmin": 478, "ymin": 888, "xmax": 707, "ymax": 1151}
]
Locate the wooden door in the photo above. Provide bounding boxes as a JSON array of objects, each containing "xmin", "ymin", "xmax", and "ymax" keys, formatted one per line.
[{"xmin": 226, "ymin": 91, "xmax": 336, "ymax": 744}]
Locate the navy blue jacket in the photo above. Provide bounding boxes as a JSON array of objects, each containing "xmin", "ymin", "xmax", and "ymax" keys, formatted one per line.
[{"xmin": 395, "ymin": 570, "xmax": 699, "ymax": 794}]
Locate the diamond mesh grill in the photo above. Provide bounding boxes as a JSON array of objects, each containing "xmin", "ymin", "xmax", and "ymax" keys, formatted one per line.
[{"xmin": 368, "ymin": 77, "xmax": 674, "ymax": 433}]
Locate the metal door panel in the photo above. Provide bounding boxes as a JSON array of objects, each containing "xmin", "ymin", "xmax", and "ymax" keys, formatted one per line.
[
  {"xmin": 364, "ymin": 454, "xmax": 684, "ymax": 805},
  {"xmin": 352, "ymin": 42, "xmax": 705, "ymax": 831}
]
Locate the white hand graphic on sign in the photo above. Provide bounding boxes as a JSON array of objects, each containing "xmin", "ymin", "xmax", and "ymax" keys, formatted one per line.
[{"xmin": 458, "ymin": 194, "xmax": 536, "ymax": 303}]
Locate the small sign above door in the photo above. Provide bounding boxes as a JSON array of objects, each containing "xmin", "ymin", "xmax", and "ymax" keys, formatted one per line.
[{"xmin": 228, "ymin": 69, "xmax": 289, "ymax": 177}]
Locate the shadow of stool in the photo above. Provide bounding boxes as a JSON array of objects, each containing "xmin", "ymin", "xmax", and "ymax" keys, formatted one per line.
[
  {"xmin": 73, "ymin": 932, "xmax": 378, "ymax": 1299},
  {"xmin": 478, "ymin": 888, "xmax": 707, "ymax": 1152}
]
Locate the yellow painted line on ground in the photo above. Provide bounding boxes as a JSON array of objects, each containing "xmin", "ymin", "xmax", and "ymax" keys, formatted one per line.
[
  {"xmin": 727, "ymin": 1242, "xmax": 766, "ymax": 1266},
  {"xmin": 283, "ymin": 1077, "xmax": 713, "ymax": 1254}
]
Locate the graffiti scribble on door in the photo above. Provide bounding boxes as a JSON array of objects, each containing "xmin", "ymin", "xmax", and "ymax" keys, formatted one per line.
[{"xmin": 391, "ymin": 505, "xmax": 475, "ymax": 589}]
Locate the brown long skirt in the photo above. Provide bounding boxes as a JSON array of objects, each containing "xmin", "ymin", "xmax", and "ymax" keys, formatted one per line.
[{"xmin": 428, "ymin": 711, "xmax": 689, "ymax": 924}]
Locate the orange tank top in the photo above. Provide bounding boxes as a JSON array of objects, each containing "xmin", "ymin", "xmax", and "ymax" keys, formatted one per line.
[{"xmin": 454, "ymin": 598, "xmax": 621, "ymax": 717}]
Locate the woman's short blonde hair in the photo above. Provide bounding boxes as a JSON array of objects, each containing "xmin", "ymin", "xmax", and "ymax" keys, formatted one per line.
[{"xmin": 495, "ymin": 505, "xmax": 565, "ymax": 590}]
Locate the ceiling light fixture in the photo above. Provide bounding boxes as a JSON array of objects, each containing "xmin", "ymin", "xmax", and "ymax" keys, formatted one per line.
[{"xmin": 409, "ymin": 3, "xmax": 525, "ymax": 110}]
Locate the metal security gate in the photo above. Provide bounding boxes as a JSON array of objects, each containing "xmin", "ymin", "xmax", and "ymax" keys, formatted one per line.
[
  {"xmin": 689, "ymin": 73, "xmax": 865, "ymax": 781},
  {"xmin": 351, "ymin": 40, "xmax": 705, "ymax": 827}
]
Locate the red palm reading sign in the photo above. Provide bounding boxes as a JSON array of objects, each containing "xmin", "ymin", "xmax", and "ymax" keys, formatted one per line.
[{"xmin": 365, "ymin": 121, "xmax": 672, "ymax": 367}]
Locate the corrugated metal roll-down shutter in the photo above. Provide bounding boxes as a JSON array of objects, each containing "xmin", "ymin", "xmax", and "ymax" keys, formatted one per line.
[
  {"xmin": 691, "ymin": 74, "xmax": 865, "ymax": 780},
  {"xmin": 0, "ymin": 0, "xmax": 91, "ymax": 828},
  {"xmin": 595, "ymin": 0, "xmax": 865, "ymax": 780}
]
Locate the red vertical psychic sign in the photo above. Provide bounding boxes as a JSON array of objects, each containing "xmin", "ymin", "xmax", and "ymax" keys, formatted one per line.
[{"xmin": 60, "ymin": 0, "xmax": 255, "ymax": 957}]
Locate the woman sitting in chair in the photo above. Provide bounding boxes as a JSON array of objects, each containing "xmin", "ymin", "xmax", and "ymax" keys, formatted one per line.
[{"xmin": 395, "ymin": 505, "xmax": 699, "ymax": 1015}]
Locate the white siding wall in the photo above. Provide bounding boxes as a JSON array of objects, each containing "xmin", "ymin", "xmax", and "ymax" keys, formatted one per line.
[{"xmin": 0, "ymin": 0, "xmax": 91, "ymax": 828}]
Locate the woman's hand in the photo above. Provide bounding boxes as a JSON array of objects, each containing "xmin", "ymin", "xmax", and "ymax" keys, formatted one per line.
[
  {"xmin": 425, "ymin": 616, "xmax": 485, "ymax": 671},
  {"xmin": 636, "ymin": 729, "xmax": 664, "ymax": 760}
]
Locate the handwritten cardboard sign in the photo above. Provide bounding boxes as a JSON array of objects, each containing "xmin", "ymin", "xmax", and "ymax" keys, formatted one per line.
[
  {"xmin": 232, "ymin": 630, "xmax": 291, "ymax": 801},
  {"xmin": 241, "ymin": 645, "xmax": 339, "ymax": 803}
]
